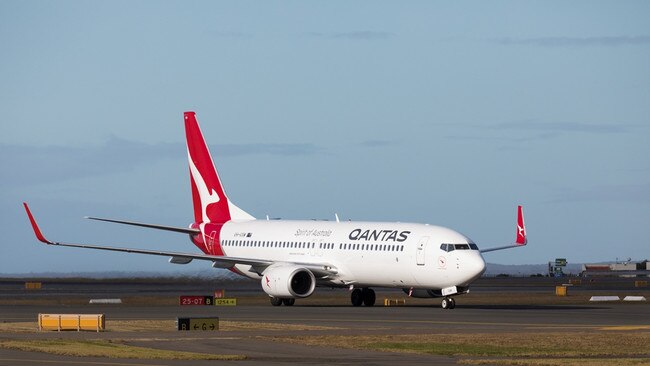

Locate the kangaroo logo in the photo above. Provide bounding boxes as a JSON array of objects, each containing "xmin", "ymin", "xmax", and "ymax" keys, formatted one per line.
[{"xmin": 188, "ymin": 150, "xmax": 221, "ymax": 223}]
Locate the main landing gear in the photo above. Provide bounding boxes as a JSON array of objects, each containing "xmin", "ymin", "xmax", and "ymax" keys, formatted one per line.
[
  {"xmin": 441, "ymin": 297, "xmax": 456, "ymax": 309},
  {"xmin": 270, "ymin": 297, "xmax": 295, "ymax": 306},
  {"xmin": 351, "ymin": 288, "xmax": 376, "ymax": 307}
]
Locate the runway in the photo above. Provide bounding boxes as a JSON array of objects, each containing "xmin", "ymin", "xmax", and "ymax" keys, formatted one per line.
[{"xmin": 0, "ymin": 277, "xmax": 648, "ymax": 365}]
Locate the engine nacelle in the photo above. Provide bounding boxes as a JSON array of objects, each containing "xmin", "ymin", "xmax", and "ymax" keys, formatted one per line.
[{"xmin": 261, "ymin": 265, "xmax": 316, "ymax": 298}]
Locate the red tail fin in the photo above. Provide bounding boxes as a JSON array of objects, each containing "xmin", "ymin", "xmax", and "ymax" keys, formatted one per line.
[
  {"xmin": 185, "ymin": 111, "xmax": 253, "ymax": 224},
  {"xmin": 515, "ymin": 205, "xmax": 527, "ymax": 245}
]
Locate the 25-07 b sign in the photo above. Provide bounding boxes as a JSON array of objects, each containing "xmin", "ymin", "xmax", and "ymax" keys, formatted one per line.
[{"xmin": 179, "ymin": 296, "xmax": 214, "ymax": 306}]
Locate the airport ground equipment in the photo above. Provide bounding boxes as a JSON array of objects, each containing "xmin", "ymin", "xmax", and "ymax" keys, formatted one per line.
[
  {"xmin": 38, "ymin": 313, "xmax": 104, "ymax": 332},
  {"xmin": 177, "ymin": 317, "xmax": 219, "ymax": 331},
  {"xmin": 25, "ymin": 282, "xmax": 41, "ymax": 290},
  {"xmin": 555, "ymin": 285, "xmax": 567, "ymax": 296}
]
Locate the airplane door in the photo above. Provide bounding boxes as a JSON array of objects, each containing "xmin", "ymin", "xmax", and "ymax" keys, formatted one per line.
[{"xmin": 416, "ymin": 236, "xmax": 429, "ymax": 266}]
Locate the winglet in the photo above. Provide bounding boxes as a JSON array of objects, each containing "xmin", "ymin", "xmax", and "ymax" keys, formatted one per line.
[
  {"xmin": 23, "ymin": 203, "xmax": 54, "ymax": 244},
  {"xmin": 515, "ymin": 205, "xmax": 527, "ymax": 245}
]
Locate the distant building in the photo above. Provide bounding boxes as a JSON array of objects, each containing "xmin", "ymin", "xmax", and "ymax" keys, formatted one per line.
[{"xmin": 581, "ymin": 260, "xmax": 650, "ymax": 277}]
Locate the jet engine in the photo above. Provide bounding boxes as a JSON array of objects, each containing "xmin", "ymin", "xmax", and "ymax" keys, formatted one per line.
[{"xmin": 261, "ymin": 265, "xmax": 316, "ymax": 298}]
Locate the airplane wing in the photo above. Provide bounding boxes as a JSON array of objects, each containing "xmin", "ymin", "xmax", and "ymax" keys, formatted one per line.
[
  {"xmin": 479, "ymin": 205, "xmax": 528, "ymax": 253},
  {"xmin": 23, "ymin": 203, "xmax": 336, "ymax": 277}
]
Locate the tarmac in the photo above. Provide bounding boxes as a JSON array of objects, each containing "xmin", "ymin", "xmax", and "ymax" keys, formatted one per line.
[{"xmin": 0, "ymin": 277, "xmax": 648, "ymax": 365}]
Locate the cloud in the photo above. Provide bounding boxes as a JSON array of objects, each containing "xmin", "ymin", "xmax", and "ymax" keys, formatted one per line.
[
  {"xmin": 209, "ymin": 30, "xmax": 253, "ymax": 39},
  {"xmin": 493, "ymin": 35, "xmax": 650, "ymax": 47},
  {"xmin": 306, "ymin": 31, "xmax": 394, "ymax": 40},
  {"xmin": 550, "ymin": 183, "xmax": 650, "ymax": 203},
  {"xmin": 0, "ymin": 138, "xmax": 324, "ymax": 188},
  {"xmin": 441, "ymin": 120, "xmax": 629, "ymax": 143},
  {"xmin": 358, "ymin": 139, "xmax": 397, "ymax": 148},
  {"xmin": 217, "ymin": 143, "xmax": 323, "ymax": 156},
  {"xmin": 491, "ymin": 121, "xmax": 629, "ymax": 134}
]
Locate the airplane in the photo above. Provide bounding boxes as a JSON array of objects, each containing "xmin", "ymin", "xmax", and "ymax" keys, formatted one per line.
[{"xmin": 23, "ymin": 111, "xmax": 527, "ymax": 309}]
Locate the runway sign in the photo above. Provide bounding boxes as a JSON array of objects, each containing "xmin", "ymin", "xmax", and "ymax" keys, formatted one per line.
[
  {"xmin": 38, "ymin": 313, "xmax": 105, "ymax": 332},
  {"xmin": 179, "ymin": 295, "xmax": 214, "ymax": 306},
  {"xmin": 214, "ymin": 298, "xmax": 237, "ymax": 306},
  {"xmin": 635, "ymin": 280, "xmax": 647, "ymax": 288},
  {"xmin": 177, "ymin": 317, "xmax": 219, "ymax": 331},
  {"xmin": 25, "ymin": 282, "xmax": 42, "ymax": 290}
]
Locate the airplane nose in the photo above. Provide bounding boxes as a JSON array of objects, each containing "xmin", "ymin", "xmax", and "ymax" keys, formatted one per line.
[
  {"xmin": 463, "ymin": 253, "xmax": 486, "ymax": 284},
  {"xmin": 475, "ymin": 254, "xmax": 486, "ymax": 277}
]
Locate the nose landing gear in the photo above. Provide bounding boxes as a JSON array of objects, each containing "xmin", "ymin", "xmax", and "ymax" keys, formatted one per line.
[{"xmin": 441, "ymin": 297, "xmax": 456, "ymax": 309}]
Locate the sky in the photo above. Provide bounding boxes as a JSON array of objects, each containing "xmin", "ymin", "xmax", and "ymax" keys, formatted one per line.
[{"xmin": 1, "ymin": 1, "xmax": 649, "ymax": 274}]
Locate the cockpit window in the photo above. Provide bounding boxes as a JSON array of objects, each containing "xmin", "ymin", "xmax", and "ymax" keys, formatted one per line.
[{"xmin": 441, "ymin": 243, "xmax": 478, "ymax": 252}]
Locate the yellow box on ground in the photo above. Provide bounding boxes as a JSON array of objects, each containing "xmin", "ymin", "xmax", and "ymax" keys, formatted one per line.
[
  {"xmin": 25, "ymin": 282, "xmax": 42, "ymax": 290},
  {"xmin": 555, "ymin": 285, "xmax": 567, "ymax": 296},
  {"xmin": 635, "ymin": 280, "xmax": 647, "ymax": 287},
  {"xmin": 383, "ymin": 298, "xmax": 406, "ymax": 306},
  {"xmin": 214, "ymin": 298, "xmax": 237, "ymax": 306},
  {"xmin": 38, "ymin": 314, "xmax": 105, "ymax": 332}
]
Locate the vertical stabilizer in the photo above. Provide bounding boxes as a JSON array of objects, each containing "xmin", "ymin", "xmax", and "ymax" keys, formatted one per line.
[{"xmin": 184, "ymin": 111, "xmax": 255, "ymax": 224}]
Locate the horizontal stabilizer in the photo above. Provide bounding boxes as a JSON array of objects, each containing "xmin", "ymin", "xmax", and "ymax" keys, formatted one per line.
[{"xmin": 85, "ymin": 217, "xmax": 200, "ymax": 235}]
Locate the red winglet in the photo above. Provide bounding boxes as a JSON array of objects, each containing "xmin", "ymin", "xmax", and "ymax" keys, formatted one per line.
[
  {"xmin": 515, "ymin": 205, "xmax": 527, "ymax": 245},
  {"xmin": 23, "ymin": 203, "xmax": 53, "ymax": 244}
]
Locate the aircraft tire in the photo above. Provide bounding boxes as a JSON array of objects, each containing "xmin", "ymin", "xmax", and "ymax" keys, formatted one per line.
[
  {"xmin": 441, "ymin": 297, "xmax": 450, "ymax": 309},
  {"xmin": 449, "ymin": 298, "xmax": 456, "ymax": 309},
  {"xmin": 362, "ymin": 288, "xmax": 376, "ymax": 306},
  {"xmin": 270, "ymin": 297, "xmax": 283, "ymax": 306},
  {"xmin": 282, "ymin": 298, "xmax": 295, "ymax": 306},
  {"xmin": 351, "ymin": 289, "xmax": 363, "ymax": 306}
]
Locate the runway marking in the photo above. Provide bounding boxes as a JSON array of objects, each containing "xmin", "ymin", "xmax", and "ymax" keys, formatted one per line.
[
  {"xmin": 0, "ymin": 358, "xmax": 169, "ymax": 366},
  {"xmin": 229, "ymin": 317, "xmax": 637, "ymax": 329},
  {"xmin": 600, "ymin": 325, "xmax": 650, "ymax": 331}
]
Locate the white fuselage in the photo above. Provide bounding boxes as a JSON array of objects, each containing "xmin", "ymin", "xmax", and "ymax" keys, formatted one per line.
[{"xmin": 219, "ymin": 220, "xmax": 486, "ymax": 290}]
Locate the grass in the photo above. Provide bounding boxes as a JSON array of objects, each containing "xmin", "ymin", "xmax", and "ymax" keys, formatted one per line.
[
  {"xmin": 459, "ymin": 358, "xmax": 650, "ymax": 366},
  {"xmin": 0, "ymin": 339, "xmax": 245, "ymax": 360},
  {"xmin": 269, "ymin": 332, "xmax": 650, "ymax": 356}
]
